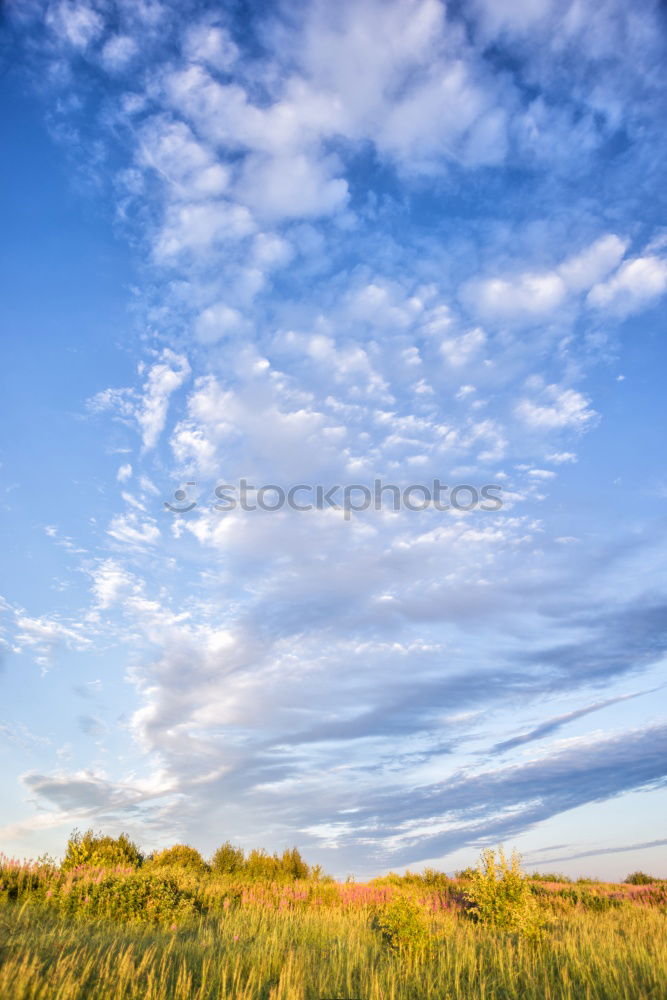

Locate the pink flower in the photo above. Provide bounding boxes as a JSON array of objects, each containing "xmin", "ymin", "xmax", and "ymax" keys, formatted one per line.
[{"xmin": 233, "ymin": 934, "xmax": 239, "ymax": 941}]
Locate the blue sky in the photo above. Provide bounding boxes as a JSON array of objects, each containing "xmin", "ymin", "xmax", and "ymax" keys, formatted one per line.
[{"xmin": 1, "ymin": 0, "xmax": 667, "ymax": 880}]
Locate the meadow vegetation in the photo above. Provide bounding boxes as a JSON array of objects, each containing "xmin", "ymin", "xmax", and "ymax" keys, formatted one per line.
[{"xmin": 0, "ymin": 831, "xmax": 665, "ymax": 999}]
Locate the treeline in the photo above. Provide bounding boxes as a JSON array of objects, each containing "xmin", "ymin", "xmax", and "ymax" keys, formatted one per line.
[{"xmin": 61, "ymin": 830, "xmax": 326, "ymax": 881}]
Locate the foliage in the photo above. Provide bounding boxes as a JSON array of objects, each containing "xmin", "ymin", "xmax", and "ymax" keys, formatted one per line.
[
  {"xmin": 1, "ymin": 900, "xmax": 666, "ymax": 1000},
  {"xmin": 148, "ymin": 844, "xmax": 209, "ymax": 874},
  {"xmin": 455, "ymin": 866, "xmax": 478, "ymax": 879},
  {"xmin": 210, "ymin": 841, "xmax": 245, "ymax": 875},
  {"xmin": 373, "ymin": 894, "xmax": 430, "ymax": 951},
  {"xmin": 61, "ymin": 830, "xmax": 143, "ymax": 871},
  {"xmin": 463, "ymin": 847, "xmax": 542, "ymax": 935},
  {"xmin": 243, "ymin": 846, "xmax": 311, "ymax": 881},
  {"xmin": 2, "ymin": 845, "xmax": 667, "ymax": 999},
  {"xmin": 527, "ymin": 871, "xmax": 572, "ymax": 883},
  {"xmin": 625, "ymin": 871, "xmax": 656, "ymax": 885},
  {"xmin": 209, "ymin": 843, "xmax": 311, "ymax": 880},
  {"xmin": 280, "ymin": 847, "xmax": 310, "ymax": 880},
  {"xmin": 374, "ymin": 867, "xmax": 452, "ymax": 888},
  {"xmin": 57, "ymin": 870, "xmax": 200, "ymax": 926}
]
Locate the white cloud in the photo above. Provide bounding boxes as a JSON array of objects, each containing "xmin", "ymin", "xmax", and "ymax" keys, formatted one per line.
[
  {"xmin": 100, "ymin": 34, "xmax": 138, "ymax": 71},
  {"xmin": 588, "ymin": 254, "xmax": 667, "ymax": 316},
  {"xmin": 46, "ymin": 1, "xmax": 104, "ymax": 49},
  {"xmin": 468, "ymin": 270, "xmax": 567, "ymax": 321},
  {"xmin": 90, "ymin": 560, "xmax": 137, "ymax": 609},
  {"xmin": 251, "ymin": 233, "xmax": 294, "ymax": 270},
  {"xmin": 528, "ymin": 468, "xmax": 556, "ymax": 479},
  {"xmin": 348, "ymin": 282, "xmax": 422, "ymax": 329},
  {"xmin": 15, "ymin": 613, "xmax": 92, "ymax": 669},
  {"xmin": 136, "ymin": 350, "xmax": 190, "ymax": 450},
  {"xmin": 154, "ymin": 200, "xmax": 255, "ymax": 259},
  {"xmin": 137, "ymin": 117, "xmax": 230, "ymax": 199},
  {"xmin": 440, "ymin": 327, "xmax": 486, "ymax": 368},
  {"xmin": 107, "ymin": 514, "xmax": 161, "ymax": 548},
  {"xmin": 89, "ymin": 350, "xmax": 189, "ymax": 450},
  {"xmin": 195, "ymin": 303, "xmax": 248, "ymax": 344},
  {"xmin": 516, "ymin": 383, "xmax": 597, "ymax": 430},
  {"xmin": 464, "ymin": 234, "xmax": 631, "ymax": 323},
  {"xmin": 183, "ymin": 24, "xmax": 239, "ymax": 71},
  {"xmin": 558, "ymin": 234, "xmax": 628, "ymax": 292},
  {"xmin": 237, "ymin": 152, "xmax": 349, "ymax": 221}
]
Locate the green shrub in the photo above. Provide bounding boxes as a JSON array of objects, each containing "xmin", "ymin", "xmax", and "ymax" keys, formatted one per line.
[
  {"xmin": 61, "ymin": 830, "xmax": 143, "ymax": 871},
  {"xmin": 373, "ymin": 895, "xmax": 430, "ymax": 951},
  {"xmin": 245, "ymin": 848, "xmax": 281, "ymax": 880},
  {"xmin": 527, "ymin": 871, "xmax": 571, "ymax": 883},
  {"xmin": 211, "ymin": 841, "xmax": 245, "ymax": 875},
  {"xmin": 57, "ymin": 870, "xmax": 199, "ymax": 926},
  {"xmin": 209, "ymin": 843, "xmax": 312, "ymax": 880},
  {"xmin": 371, "ymin": 873, "xmax": 406, "ymax": 887},
  {"xmin": 372, "ymin": 868, "xmax": 451, "ymax": 890},
  {"xmin": 625, "ymin": 871, "xmax": 656, "ymax": 885},
  {"xmin": 455, "ymin": 867, "xmax": 477, "ymax": 880},
  {"xmin": 463, "ymin": 847, "xmax": 542, "ymax": 935},
  {"xmin": 148, "ymin": 845, "xmax": 209, "ymax": 874}
]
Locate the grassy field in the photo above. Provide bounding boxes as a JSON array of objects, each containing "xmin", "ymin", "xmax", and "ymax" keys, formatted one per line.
[
  {"xmin": 1, "ymin": 845, "xmax": 666, "ymax": 999},
  {"xmin": 1, "ymin": 896, "xmax": 666, "ymax": 999}
]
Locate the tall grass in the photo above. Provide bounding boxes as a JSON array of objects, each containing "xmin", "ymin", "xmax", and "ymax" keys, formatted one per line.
[
  {"xmin": 1, "ymin": 847, "xmax": 665, "ymax": 999},
  {"xmin": 0, "ymin": 896, "xmax": 665, "ymax": 999}
]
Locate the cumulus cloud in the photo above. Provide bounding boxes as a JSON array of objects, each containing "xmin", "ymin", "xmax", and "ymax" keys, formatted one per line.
[
  {"xmin": 463, "ymin": 234, "xmax": 630, "ymax": 323},
  {"xmin": 588, "ymin": 254, "xmax": 667, "ymax": 315}
]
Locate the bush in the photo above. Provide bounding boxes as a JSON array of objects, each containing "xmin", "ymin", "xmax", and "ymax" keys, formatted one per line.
[
  {"xmin": 211, "ymin": 841, "xmax": 245, "ymax": 875},
  {"xmin": 61, "ymin": 830, "xmax": 143, "ymax": 871},
  {"xmin": 463, "ymin": 847, "xmax": 542, "ymax": 935},
  {"xmin": 455, "ymin": 867, "xmax": 477, "ymax": 880},
  {"xmin": 420, "ymin": 868, "xmax": 451, "ymax": 889},
  {"xmin": 373, "ymin": 895, "xmax": 430, "ymax": 951},
  {"xmin": 148, "ymin": 845, "xmax": 209, "ymax": 874},
  {"xmin": 57, "ymin": 870, "xmax": 200, "ymax": 926},
  {"xmin": 372, "ymin": 869, "xmax": 451, "ymax": 890},
  {"xmin": 527, "ymin": 872, "xmax": 571, "ymax": 883},
  {"xmin": 625, "ymin": 871, "xmax": 656, "ymax": 885}
]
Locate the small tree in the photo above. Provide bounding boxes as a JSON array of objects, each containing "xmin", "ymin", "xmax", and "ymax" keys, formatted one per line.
[
  {"xmin": 280, "ymin": 847, "xmax": 310, "ymax": 880},
  {"xmin": 211, "ymin": 841, "xmax": 245, "ymax": 875},
  {"xmin": 245, "ymin": 848, "xmax": 281, "ymax": 880},
  {"xmin": 464, "ymin": 846, "xmax": 541, "ymax": 935},
  {"xmin": 149, "ymin": 844, "xmax": 209, "ymax": 874},
  {"xmin": 61, "ymin": 829, "xmax": 143, "ymax": 871}
]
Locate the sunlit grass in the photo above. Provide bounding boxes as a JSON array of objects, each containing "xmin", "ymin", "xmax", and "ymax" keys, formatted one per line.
[{"xmin": 1, "ymin": 898, "xmax": 665, "ymax": 999}]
